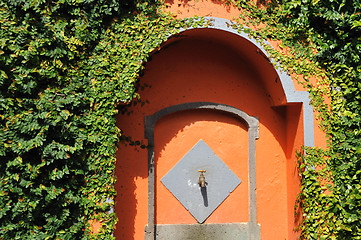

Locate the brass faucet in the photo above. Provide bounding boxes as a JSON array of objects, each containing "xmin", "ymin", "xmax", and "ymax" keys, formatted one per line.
[{"xmin": 198, "ymin": 170, "xmax": 206, "ymax": 187}]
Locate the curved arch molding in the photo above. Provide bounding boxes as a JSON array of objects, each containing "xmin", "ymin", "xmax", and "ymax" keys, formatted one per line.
[
  {"xmin": 142, "ymin": 18, "xmax": 315, "ymax": 240},
  {"xmin": 178, "ymin": 17, "xmax": 314, "ymax": 148},
  {"xmin": 145, "ymin": 102, "xmax": 260, "ymax": 240}
]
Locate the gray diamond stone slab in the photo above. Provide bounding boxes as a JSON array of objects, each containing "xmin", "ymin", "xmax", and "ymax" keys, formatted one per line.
[{"xmin": 161, "ymin": 139, "xmax": 241, "ymax": 223}]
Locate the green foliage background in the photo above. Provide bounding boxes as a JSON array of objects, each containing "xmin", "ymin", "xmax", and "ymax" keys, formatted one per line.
[
  {"xmin": 233, "ymin": 0, "xmax": 361, "ymax": 238},
  {"xmin": 0, "ymin": 0, "xmax": 360, "ymax": 239},
  {"xmin": 0, "ymin": 0, "xmax": 184, "ymax": 238}
]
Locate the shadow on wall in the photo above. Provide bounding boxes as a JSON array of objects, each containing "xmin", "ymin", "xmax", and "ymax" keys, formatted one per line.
[
  {"xmin": 139, "ymin": 31, "xmax": 291, "ymax": 156},
  {"xmin": 114, "ymin": 139, "xmax": 147, "ymax": 240},
  {"xmin": 155, "ymin": 109, "xmax": 248, "ymax": 161}
]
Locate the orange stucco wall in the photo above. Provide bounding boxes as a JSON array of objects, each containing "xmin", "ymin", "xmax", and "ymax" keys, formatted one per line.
[
  {"xmin": 113, "ymin": 1, "xmax": 327, "ymax": 239},
  {"xmin": 114, "ymin": 24, "xmax": 312, "ymax": 239},
  {"xmin": 155, "ymin": 110, "xmax": 249, "ymax": 224}
]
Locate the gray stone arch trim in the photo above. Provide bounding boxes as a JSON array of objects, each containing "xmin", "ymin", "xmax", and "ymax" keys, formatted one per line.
[
  {"xmin": 144, "ymin": 102, "xmax": 260, "ymax": 240},
  {"xmin": 175, "ymin": 17, "xmax": 314, "ymax": 147}
]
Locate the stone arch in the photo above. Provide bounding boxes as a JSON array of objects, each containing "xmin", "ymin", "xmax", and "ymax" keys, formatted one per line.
[
  {"xmin": 172, "ymin": 17, "xmax": 314, "ymax": 147},
  {"xmin": 144, "ymin": 102, "xmax": 259, "ymax": 239},
  {"xmin": 115, "ymin": 16, "xmax": 313, "ymax": 240}
]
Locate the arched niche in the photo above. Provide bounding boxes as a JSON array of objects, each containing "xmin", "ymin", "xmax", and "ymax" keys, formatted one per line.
[
  {"xmin": 115, "ymin": 17, "xmax": 313, "ymax": 240},
  {"xmin": 163, "ymin": 17, "xmax": 314, "ymax": 147},
  {"xmin": 145, "ymin": 102, "xmax": 260, "ymax": 239}
]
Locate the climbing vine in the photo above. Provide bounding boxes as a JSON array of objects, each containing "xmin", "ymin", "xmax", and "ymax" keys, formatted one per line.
[
  {"xmin": 228, "ymin": 0, "xmax": 361, "ymax": 239},
  {"xmin": 1, "ymin": 0, "xmax": 360, "ymax": 239},
  {"xmin": 0, "ymin": 0, "xmax": 185, "ymax": 239}
]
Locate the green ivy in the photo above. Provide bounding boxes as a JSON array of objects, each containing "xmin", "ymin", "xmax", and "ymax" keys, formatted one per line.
[
  {"xmin": 1, "ymin": 0, "xmax": 360, "ymax": 239},
  {"xmin": 229, "ymin": 0, "xmax": 361, "ymax": 238},
  {"xmin": 0, "ymin": 0, "xmax": 183, "ymax": 238}
]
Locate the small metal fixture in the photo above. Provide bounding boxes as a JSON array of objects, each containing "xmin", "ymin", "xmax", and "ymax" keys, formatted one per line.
[{"xmin": 198, "ymin": 170, "xmax": 206, "ymax": 187}]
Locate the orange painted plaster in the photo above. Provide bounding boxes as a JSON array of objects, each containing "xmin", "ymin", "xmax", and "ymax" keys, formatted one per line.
[
  {"xmin": 155, "ymin": 110, "xmax": 249, "ymax": 224},
  {"xmin": 114, "ymin": 28, "xmax": 312, "ymax": 239}
]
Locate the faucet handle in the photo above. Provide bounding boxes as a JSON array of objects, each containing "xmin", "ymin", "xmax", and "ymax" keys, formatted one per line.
[{"xmin": 198, "ymin": 170, "xmax": 206, "ymax": 187}]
